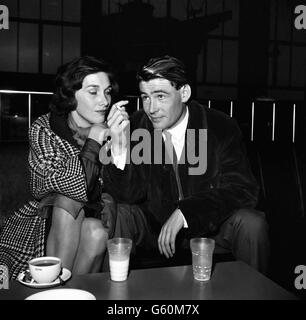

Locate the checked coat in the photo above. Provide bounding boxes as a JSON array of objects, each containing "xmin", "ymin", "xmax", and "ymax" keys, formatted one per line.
[{"xmin": 0, "ymin": 113, "xmax": 91, "ymax": 279}]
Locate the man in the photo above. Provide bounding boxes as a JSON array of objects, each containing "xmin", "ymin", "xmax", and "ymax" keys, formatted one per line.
[{"xmin": 103, "ymin": 55, "xmax": 270, "ymax": 274}]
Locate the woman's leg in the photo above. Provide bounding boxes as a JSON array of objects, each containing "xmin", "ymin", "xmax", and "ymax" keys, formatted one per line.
[
  {"xmin": 46, "ymin": 207, "xmax": 85, "ymax": 271},
  {"xmin": 72, "ymin": 218, "xmax": 108, "ymax": 274}
]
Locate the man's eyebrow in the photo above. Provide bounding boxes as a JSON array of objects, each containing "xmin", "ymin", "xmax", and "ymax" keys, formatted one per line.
[{"xmin": 140, "ymin": 90, "xmax": 169, "ymax": 95}]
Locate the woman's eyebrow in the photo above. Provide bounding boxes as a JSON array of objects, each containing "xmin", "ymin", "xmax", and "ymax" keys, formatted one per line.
[
  {"xmin": 85, "ymin": 84, "xmax": 99, "ymax": 89},
  {"xmin": 85, "ymin": 84, "xmax": 112, "ymax": 90}
]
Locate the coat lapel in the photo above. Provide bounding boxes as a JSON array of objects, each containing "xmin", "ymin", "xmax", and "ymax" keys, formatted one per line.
[
  {"xmin": 49, "ymin": 112, "xmax": 80, "ymax": 149},
  {"xmin": 179, "ymin": 101, "xmax": 208, "ymax": 196}
]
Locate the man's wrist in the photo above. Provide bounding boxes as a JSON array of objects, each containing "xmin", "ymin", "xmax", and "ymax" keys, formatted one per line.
[
  {"xmin": 111, "ymin": 143, "xmax": 125, "ymax": 157},
  {"xmin": 177, "ymin": 208, "xmax": 188, "ymax": 228},
  {"xmin": 111, "ymin": 145, "xmax": 127, "ymax": 170}
]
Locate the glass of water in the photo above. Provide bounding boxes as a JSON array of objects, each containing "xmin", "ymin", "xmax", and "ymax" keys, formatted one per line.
[{"xmin": 190, "ymin": 238, "xmax": 215, "ymax": 281}]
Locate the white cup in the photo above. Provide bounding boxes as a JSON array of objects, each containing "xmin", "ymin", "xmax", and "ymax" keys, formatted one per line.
[
  {"xmin": 28, "ymin": 256, "xmax": 62, "ymax": 284},
  {"xmin": 107, "ymin": 238, "xmax": 132, "ymax": 282}
]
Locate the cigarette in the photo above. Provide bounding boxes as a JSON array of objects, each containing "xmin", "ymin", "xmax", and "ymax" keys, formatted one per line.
[{"xmin": 116, "ymin": 101, "xmax": 128, "ymax": 111}]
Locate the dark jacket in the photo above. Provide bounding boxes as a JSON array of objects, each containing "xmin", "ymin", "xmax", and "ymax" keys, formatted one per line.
[{"xmin": 103, "ymin": 100, "xmax": 259, "ymax": 237}]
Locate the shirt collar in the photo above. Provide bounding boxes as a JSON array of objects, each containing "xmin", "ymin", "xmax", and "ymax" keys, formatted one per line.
[{"xmin": 165, "ymin": 106, "xmax": 189, "ymax": 141}]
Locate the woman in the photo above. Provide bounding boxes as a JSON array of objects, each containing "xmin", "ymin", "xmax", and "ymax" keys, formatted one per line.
[{"xmin": 0, "ymin": 56, "xmax": 129, "ymax": 279}]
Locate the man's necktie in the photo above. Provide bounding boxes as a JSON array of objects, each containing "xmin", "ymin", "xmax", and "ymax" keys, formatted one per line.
[{"xmin": 164, "ymin": 131, "xmax": 184, "ymax": 201}]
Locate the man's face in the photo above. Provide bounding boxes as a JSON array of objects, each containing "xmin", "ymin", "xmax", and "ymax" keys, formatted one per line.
[{"xmin": 139, "ymin": 78, "xmax": 187, "ymax": 130}]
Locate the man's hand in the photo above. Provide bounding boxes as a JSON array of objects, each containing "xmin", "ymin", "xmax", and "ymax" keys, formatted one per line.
[
  {"xmin": 107, "ymin": 100, "xmax": 130, "ymax": 155},
  {"xmin": 158, "ymin": 209, "xmax": 185, "ymax": 258}
]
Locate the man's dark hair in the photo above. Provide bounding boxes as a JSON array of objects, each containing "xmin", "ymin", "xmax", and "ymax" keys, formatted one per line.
[
  {"xmin": 50, "ymin": 56, "xmax": 119, "ymax": 115},
  {"xmin": 136, "ymin": 55, "xmax": 189, "ymax": 90}
]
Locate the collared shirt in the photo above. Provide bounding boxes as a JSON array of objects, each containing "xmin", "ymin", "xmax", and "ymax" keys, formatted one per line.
[
  {"xmin": 114, "ymin": 107, "xmax": 190, "ymax": 228},
  {"xmin": 162, "ymin": 107, "xmax": 189, "ymax": 161},
  {"xmin": 162, "ymin": 107, "xmax": 189, "ymax": 228}
]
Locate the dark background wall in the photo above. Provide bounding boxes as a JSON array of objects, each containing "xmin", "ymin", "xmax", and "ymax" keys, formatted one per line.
[{"xmin": 0, "ymin": 0, "xmax": 306, "ymax": 100}]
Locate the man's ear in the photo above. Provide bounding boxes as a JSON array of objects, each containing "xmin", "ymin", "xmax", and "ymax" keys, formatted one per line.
[{"xmin": 180, "ymin": 84, "xmax": 191, "ymax": 103}]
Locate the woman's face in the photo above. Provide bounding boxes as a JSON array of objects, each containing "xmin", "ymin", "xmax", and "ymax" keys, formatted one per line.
[{"xmin": 73, "ymin": 72, "xmax": 112, "ymax": 127}]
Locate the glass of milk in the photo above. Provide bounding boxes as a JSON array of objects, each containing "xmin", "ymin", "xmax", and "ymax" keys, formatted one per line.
[{"xmin": 107, "ymin": 238, "xmax": 133, "ymax": 282}]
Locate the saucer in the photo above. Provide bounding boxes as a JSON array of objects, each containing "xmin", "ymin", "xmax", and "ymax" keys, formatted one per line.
[
  {"xmin": 25, "ymin": 289, "xmax": 96, "ymax": 300},
  {"xmin": 17, "ymin": 268, "xmax": 71, "ymax": 289}
]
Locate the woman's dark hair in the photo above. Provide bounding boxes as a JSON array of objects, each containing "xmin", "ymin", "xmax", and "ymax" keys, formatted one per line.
[
  {"xmin": 136, "ymin": 55, "xmax": 189, "ymax": 89},
  {"xmin": 50, "ymin": 56, "xmax": 119, "ymax": 115}
]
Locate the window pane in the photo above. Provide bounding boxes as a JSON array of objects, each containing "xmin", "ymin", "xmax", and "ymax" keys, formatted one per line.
[
  {"xmin": 293, "ymin": 26, "xmax": 306, "ymax": 43},
  {"xmin": 19, "ymin": 0, "xmax": 40, "ymax": 19},
  {"xmin": 207, "ymin": 0, "xmax": 223, "ymax": 35},
  {"xmin": 107, "ymin": 0, "xmax": 124, "ymax": 14},
  {"xmin": 0, "ymin": 94, "xmax": 28, "ymax": 141},
  {"xmin": 276, "ymin": 1, "xmax": 290, "ymax": 41},
  {"xmin": 152, "ymin": 0, "xmax": 167, "ymax": 18},
  {"xmin": 222, "ymin": 40, "xmax": 238, "ymax": 84},
  {"xmin": 43, "ymin": 25, "xmax": 62, "ymax": 74},
  {"xmin": 291, "ymin": 47, "xmax": 306, "ymax": 87},
  {"xmin": 1, "ymin": 0, "xmax": 18, "ymax": 17},
  {"xmin": 0, "ymin": 21, "xmax": 17, "ymax": 71},
  {"xmin": 270, "ymin": 0, "xmax": 276, "ymax": 40},
  {"xmin": 171, "ymin": 1, "xmax": 187, "ymax": 20},
  {"xmin": 63, "ymin": 26, "xmax": 80, "ymax": 63},
  {"xmin": 31, "ymin": 95, "xmax": 53, "ymax": 122},
  {"xmin": 268, "ymin": 43, "xmax": 274, "ymax": 86},
  {"xmin": 206, "ymin": 39, "xmax": 222, "ymax": 83},
  {"xmin": 63, "ymin": 0, "xmax": 80, "ymax": 22},
  {"xmin": 42, "ymin": 0, "xmax": 62, "ymax": 21},
  {"xmin": 197, "ymin": 46, "xmax": 205, "ymax": 82},
  {"xmin": 185, "ymin": 0, "xmax": 205, "ymax": 18},
  {"xmin": 224, "ymin": 0, "xmax": 239, "ymax": 37},
  {"xmin": 196, "ymin": 85, "xmax": 237, "ymax": 100},
  {"xmin": 19, "ymin": 23, "xmax": 39, "ymax": 73},
  {"xmin": 276, "ymin": 45, "xmax": 290, "ymax": 86}
]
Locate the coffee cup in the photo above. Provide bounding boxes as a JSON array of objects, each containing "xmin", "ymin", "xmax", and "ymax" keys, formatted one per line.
[{"xmin": 28, "ymin": 256, "xmax": 62, "ymax": 284}]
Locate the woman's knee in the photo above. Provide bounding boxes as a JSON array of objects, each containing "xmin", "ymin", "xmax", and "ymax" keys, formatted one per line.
[{"xmin": 82, "ymin": 218, "xmax": 108, "ymax": 245}]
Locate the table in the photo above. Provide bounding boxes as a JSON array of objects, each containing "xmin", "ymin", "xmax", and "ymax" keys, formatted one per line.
[{"xmin": 0, "ymin": 261, "xmax": 297, "ymax": 300}]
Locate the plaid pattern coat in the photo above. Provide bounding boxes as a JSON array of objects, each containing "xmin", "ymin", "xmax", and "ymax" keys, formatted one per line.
[{"xmin": 0, "ymin": 113, "xmax": 89, "ymax": 279}]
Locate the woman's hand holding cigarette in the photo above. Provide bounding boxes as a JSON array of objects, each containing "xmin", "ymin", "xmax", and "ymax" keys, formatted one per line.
[{"xmin": 107, "ymin": 100, "xmax": 130, "ymax": 155}]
